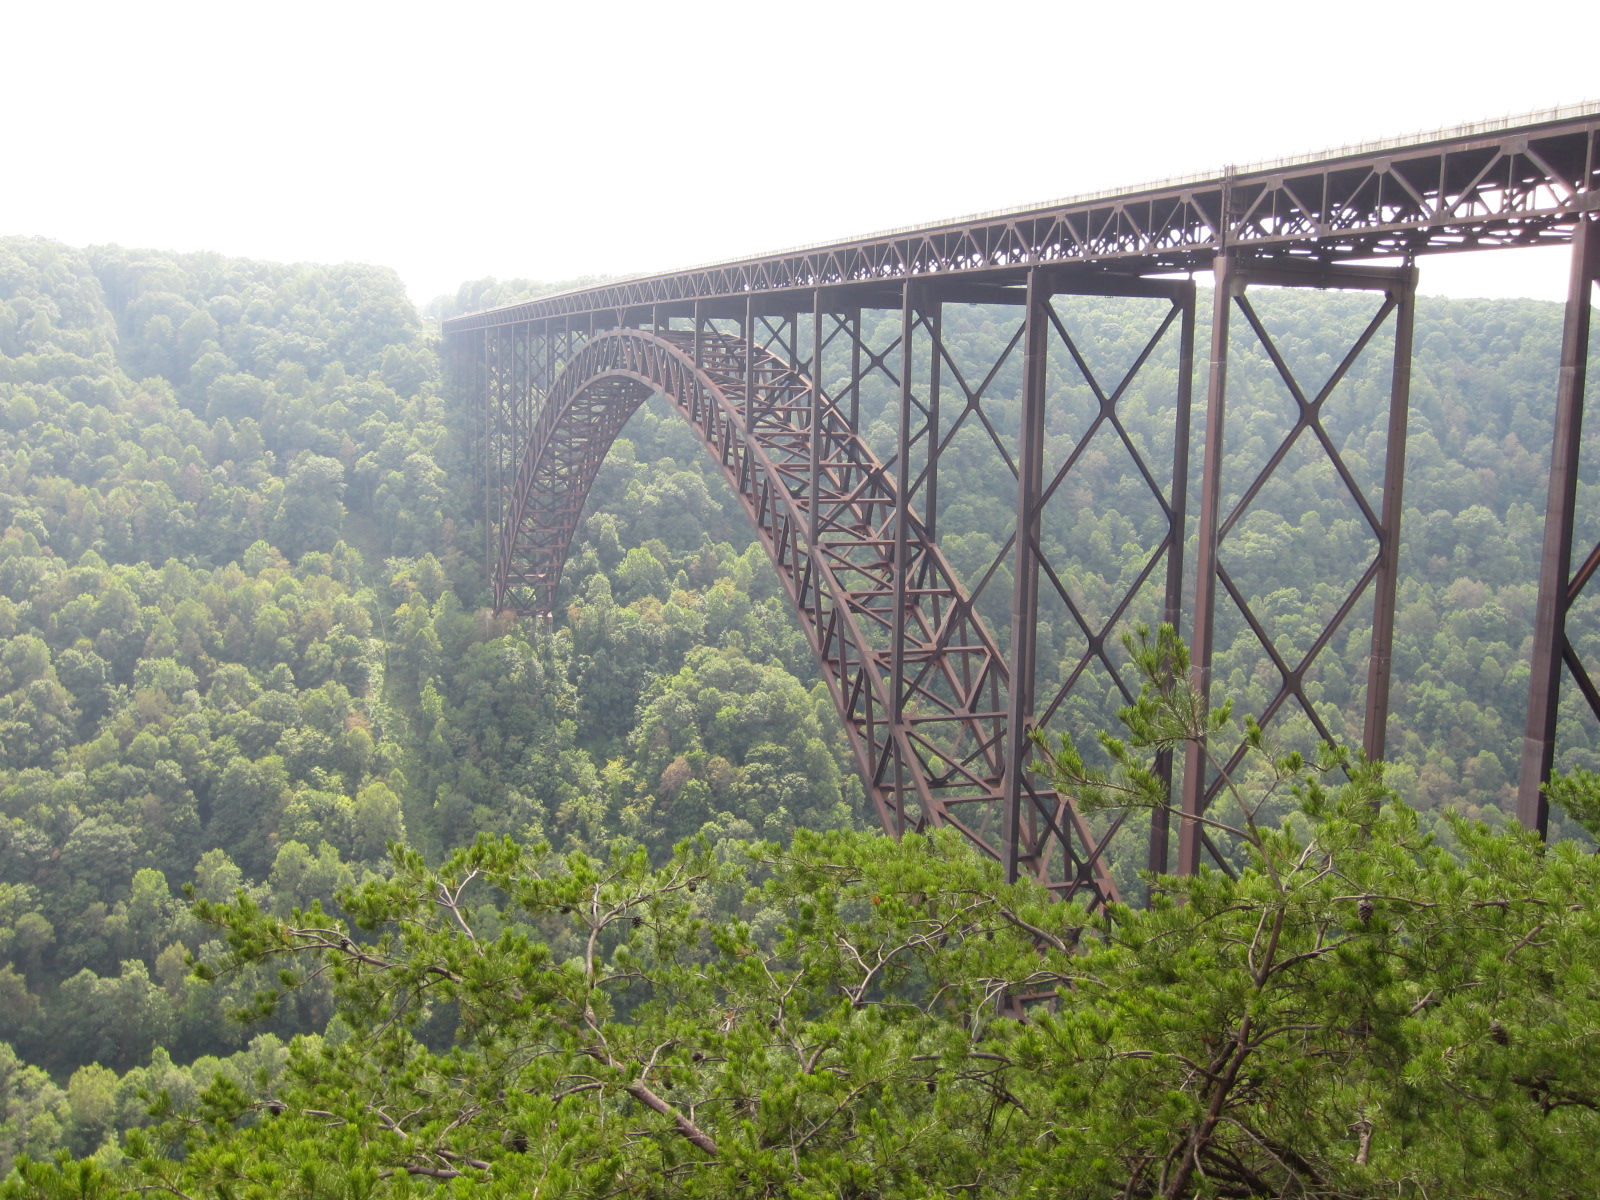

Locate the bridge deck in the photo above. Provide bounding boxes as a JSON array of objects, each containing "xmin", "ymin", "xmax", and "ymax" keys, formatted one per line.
[{"xmin": 444, "ymin": 104, "xmax": 1599, "ymax": 333}]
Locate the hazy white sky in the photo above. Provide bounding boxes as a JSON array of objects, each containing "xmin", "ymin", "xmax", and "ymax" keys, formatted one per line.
[{"xmin": 7, "ymin": 0, "xmax": 1596, "ymax": 306}]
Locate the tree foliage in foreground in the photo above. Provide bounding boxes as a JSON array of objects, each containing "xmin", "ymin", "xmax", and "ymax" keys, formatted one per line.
[{"xmin": 8, "ymin": 629, "xmax": 1598, "ymax": 1199}]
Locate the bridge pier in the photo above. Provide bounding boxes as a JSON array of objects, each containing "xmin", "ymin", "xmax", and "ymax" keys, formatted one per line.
[
  {"xmin": 988, "ymin": 269, "xmax": 1200, "ymax": 882},
  {"xmin": 1181, "ymin": 255, "xmax": 1418, "ymax": 875},
  {"xmin": 1520, "ymin": 215, "xmax": 1600, "ymax": 833},
  {"xmin": 891, "ymin": 283, "xmax": 922, "ymax": 839},
  {"xmin": 1002, "ymin": 269, "xmax": 1049, "ymax": 884}
]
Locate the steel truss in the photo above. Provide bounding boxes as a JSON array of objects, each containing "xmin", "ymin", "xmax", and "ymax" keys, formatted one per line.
[
  {"xmin": 446, "ymin": 108, "xmax": 1599, "ymax": 333},
  {"xmin": 495, "ymin": 311, "xmax": 1158, "ymax": 905},
  {"xmin": 1181, "ymin": 256, "xmax": 1416, "ymax": 874},
  {"xmin": 447, "ymin": 107, "xmax": 1600, "ymax": 869}
]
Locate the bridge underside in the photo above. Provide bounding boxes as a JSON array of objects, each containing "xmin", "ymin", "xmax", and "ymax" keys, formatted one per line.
[{"xmin": 448, "ymin": 109, "xmax": 1600, "ymax": 884}]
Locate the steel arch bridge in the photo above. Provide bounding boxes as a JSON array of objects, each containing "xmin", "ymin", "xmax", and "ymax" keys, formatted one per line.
[
  {"xmin": 497, "ymin": 324, "xmax": 1117, "ymax": 903},
  {"xmin": 446, "ymin": 105, "xmax": 1600, "ymax": 908}
]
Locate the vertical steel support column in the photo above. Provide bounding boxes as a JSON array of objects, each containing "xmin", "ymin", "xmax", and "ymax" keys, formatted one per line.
[
  {"xmin": 1149, "ymin": 281, "xmax": 1198, "ymax": 875},
  {"xmin": 925, "ymin": 303, "xmax": 943, "ymax": 543},
  {"xmin": 1363, "ymin": 268, "xmax": 1418, "ymax": 764},
  {"xmin": 1003, "ymin": 267, "xmax": 1050, "ymax": 883},
  {"xmin": 534, "ymin": 321, "xmax": 550, "ymax": 395},
  {"xmin": 779, "ymin": 310, "xmax": 800, "ymax": 372},
  {"xmin": 513, "ymin": 325, "xmax": 529, "ymax": 508},
  {"xmin": 890, "ymin": 282, "xmax": 916, "ymax": 835},
  {"xmin": 1181, "ymin": 255, "xmax": 1239, "ymax": 876},
  {"xmin": 493, "ymin": 324, "xmax": 518, "ymax": 611},
  {"xmin": 744, "ymin": 297, "xmax": 756, "ymax": 433},
  {"xmin": 493, "ymin": 326, "xmax": 513, "ymax": 602},
  {"xmin": 1519, "ymin": 216, "xmax": 1600, "ymax": 832},
  {"xmin": 847, "ymin": 306, "xmax": 862, "ymax": 430},
  {"xmin": 809, "ymin": 290, "xmax": 823, "ymax": 547},
  {"xmin": 480, "ymin": 328, "xmax": 493, "ymax": 585}
]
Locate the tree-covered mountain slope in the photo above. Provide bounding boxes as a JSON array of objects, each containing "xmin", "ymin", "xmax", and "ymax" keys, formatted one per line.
[{"xmin": 1, "ymin": 235, "xmax": 1596, "ymax": 1179}]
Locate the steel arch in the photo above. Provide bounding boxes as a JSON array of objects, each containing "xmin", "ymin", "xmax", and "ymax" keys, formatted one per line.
[{"xmin": 496, "ymin": 327, "xmax": 1118, "ymax": 908}]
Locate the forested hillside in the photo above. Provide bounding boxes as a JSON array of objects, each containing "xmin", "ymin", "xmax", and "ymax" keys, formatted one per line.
[
  {"xmin": 0, "ymin": 239, "xmax": 859, "ymax": 1164},
  {"xmin": 1, "ymin": 236, "xmax": 1598, "ymax": 1195}
]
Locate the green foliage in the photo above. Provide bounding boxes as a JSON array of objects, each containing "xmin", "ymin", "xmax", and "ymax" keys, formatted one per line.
[
  {"xmin": 4, "ymin": 238, "xmax": 1599, "ymax": 1194},
  {"xmin": 0, "ymin": 241, "xmax": 865, "ymax": 1122},
  {"xmin": 1030, "ymin": 626, "xmax": 1600, "ymax": 1195},
  {"xmin": 1544, "ymin": 767, "xmax": 1600, "ymax": 841},
  {"xmin": 20, "ymin": 617, "xmax": 1600, "ymax": 1193},
  {"xmin": 19, "ymin": 773, "xmax": 1600, "ymax": 1196}
]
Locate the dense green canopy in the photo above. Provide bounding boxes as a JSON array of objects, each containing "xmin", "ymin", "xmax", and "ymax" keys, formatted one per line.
[{"xmin": 1, "ymin": 235, "xmax": 1597, "ymax": 1194}]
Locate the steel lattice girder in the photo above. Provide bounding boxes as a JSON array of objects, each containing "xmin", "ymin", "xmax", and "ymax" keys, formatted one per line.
[
  {"xmin": 444, "ymin": 108, "xmax": 1599, "ymax": 335},
  {"xmin": 495, "ymin": 325, "xmax": 1118, "ymax": 906}
]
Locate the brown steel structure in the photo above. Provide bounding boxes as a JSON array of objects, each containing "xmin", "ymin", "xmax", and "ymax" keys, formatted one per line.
[{"xmin": 446, "ymin": 106, "xmax": 1600, "ymax": 902}]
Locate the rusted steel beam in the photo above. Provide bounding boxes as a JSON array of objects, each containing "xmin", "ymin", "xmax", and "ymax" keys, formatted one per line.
[
  {"xmin": 1364, "ymin": 269, "xmax": 1418, "ymax": 765},
  {"xmin": 891, "ymin": 283, "xmax": 916, "ymax": 837},
  {"xmin": 1181, "ymin": 255, "xmax": 1238, "ymax": 877},
  {"xmin": 1152, "ymin": 282, "xmax": 1195, "ymax": 875},
  {"xmin": 1519, "ymin": 216, "xmax": 1600, "ymax": 832},
  {"xmin": 1002, "ymin": 267, "xmax": 1049, "ymax": 885}
]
